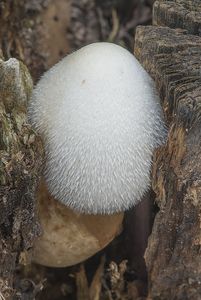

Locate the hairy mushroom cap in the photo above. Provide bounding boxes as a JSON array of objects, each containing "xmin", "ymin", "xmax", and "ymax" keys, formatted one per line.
[{"xmin": 29, "ymin": 42, "xmax": 166, "ymax": 214}]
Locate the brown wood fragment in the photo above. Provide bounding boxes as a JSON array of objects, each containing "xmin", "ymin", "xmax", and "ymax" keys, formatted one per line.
[
  {"xmin": 76, "ymin": 264, "xmax": 90, "ymax": 300},
  {"xmin": 108, "ymin": 260, "xmax": 128, "ymax": 298},
  {"xmin": 89, "ymin": 256, "xmax": 105, "ymax": 300},
  {"xmin": 135, "ymin": 25, "xmax": 201, "ymax": 299}
]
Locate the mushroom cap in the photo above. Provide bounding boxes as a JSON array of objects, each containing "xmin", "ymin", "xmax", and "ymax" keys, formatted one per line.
[
  {"xmin": 33, "ymin": 181, "xmax": 123, "ymax": 267},
  {"xmin": 29, "ymin": 42, "xmax": 166, "ymax": 214}
]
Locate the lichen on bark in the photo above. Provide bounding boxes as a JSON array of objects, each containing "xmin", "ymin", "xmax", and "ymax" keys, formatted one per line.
[{"xmin": 0, "ymin": 57, "xmax": 43, "ymax": 299}]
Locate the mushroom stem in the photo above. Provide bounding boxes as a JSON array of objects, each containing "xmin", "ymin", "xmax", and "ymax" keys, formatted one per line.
[{"xmin": 33, "ymin": 180, "xmax": 124, "ymax": 267}]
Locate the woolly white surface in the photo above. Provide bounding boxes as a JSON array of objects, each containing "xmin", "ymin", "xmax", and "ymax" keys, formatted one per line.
[{"xmin": 29, "ymin": 42, "xmax": 166, "ymax": 214}]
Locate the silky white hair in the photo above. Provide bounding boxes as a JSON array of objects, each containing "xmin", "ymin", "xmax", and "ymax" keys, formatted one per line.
[{"xmin": 28, "ymin": 42, "xmax": 166, "ymax": 214}]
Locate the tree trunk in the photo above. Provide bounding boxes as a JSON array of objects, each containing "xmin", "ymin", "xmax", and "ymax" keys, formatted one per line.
[
  {"xmin": 153, "ymin": 0, "xmax": 201, "ymax": 36},
  {"xmin": 134, "ymin": 3, "xmax": 201, "ymax": 298},
  {"xmin": 0, "ymin": 57, "xmax": 44, "ymax": 299}
]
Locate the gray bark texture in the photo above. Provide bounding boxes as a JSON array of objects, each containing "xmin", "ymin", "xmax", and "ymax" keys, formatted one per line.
[
  {"xmin": 0, "ymin": 57, "xmax": 44, "ymax": 299},
  {"xmin": 134, "ymin": 2, "xmax": 201, "ymax": 298},
  {"xmin": 153, "ymin": 0, "xmax": 201, "ymax": 36}
]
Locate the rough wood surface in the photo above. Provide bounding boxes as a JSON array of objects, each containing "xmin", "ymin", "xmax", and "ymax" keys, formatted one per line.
[
  {"xmin": 153, "ymin": 0, "xmax": 201, "ymax": 36},
  {"xmin": 0, "ymin": 0, "xmax": 70, "ymax": 81},
  {"xmin": 0, "ymin": 58, "xmax": 43, "ymax": 299},
  {"xmin": 135, "ymin": 25, "xmax": 201, "ymax": 300}
]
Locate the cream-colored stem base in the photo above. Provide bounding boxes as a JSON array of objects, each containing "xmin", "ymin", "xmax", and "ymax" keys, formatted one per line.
[{"xmin": 33, "ymin": 181, "xmax": 124, "ymax": 267}]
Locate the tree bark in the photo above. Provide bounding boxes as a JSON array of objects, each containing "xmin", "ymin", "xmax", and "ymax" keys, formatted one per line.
[
  {"xmin": 0, "ymin": 0, "xmax": 70, "ymax": 81},
  {"xmin": 0, "ymin": 2, "xmax": 69, "ymax": 298},
  {"xmin": 153, "ymin": 0, "xmax": 201, "ymax": 36},
  {"xmin": 0, "ymin": 57, "xmax": 44, "ymax": 299},
  {"xmin": 135, "ymin": 24, "xmax": 201, "ymax": 300}
]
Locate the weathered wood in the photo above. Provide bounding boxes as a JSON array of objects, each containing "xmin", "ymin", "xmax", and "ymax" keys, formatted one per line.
[
  {"xmin": 68, "ymin": 0, "xmax": 153, "ymax": 51},
  {"xmin": 0, "ymin": 58, "xmax": 43, "ymax": 299},
  {"xmin": 135, "ymin": 25, "xmax": 201, "ymax": 300},
  {"xmin": 0, "ymin": 0, "xmax": 70, "ymax": 81},
  {"xmin": 153, "ymin": 0, "xmax": 201, "ymax": 36}
]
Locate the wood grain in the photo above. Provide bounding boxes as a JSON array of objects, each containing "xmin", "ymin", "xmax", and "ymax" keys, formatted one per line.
[
  {"xmin": 135, "ymin": 25, "xmax": 201, "ymax": 300},
  {"xmin": 153, "ymin": 0, "xmax": 201, "ymax": 36}
]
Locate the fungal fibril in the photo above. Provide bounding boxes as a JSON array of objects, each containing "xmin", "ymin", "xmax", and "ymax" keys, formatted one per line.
[{"xmin": 29, "ymin": 42, "xmax": 165, "ymax": 215}]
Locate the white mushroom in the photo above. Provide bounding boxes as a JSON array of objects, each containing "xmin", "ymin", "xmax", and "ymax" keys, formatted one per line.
[{"xmin": 28, "ymin": 42, "xmax": 166, "ymax": 267}]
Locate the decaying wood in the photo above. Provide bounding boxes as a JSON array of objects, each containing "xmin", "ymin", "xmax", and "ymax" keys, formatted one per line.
[
  {"xmin": 153, "ymin": 0, "xmax": 201, "ymax": 36},
  {"xmin": 68, "ymin": 0, "xmax": 153, "ymax": 51},
  {"xmin": 0, "ymin": 0, "xmax": 70, "ymax": 81},
  {"xmin": 0, "ymin": 58, "xmax": 43, "ymax": 299},
  {"xmin": 135, "ymin": 25, "xmax": 201, "ymax": 299}
]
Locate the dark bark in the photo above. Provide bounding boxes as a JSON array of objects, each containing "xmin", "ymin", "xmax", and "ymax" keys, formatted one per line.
[
  {"xmin": 135, "ymin": 25, "xmax": 201, "ymax": 300},
  {"xmin": 153, "ymin": 0, "xmax": 201, "ymax": 36},
  {"xmin": 0, "ymin": 57, "xmax": 44, "ymax": 299},
  {"xmin": 124, "ymin": 191, "xmax": 155, "ymax": 281}
]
